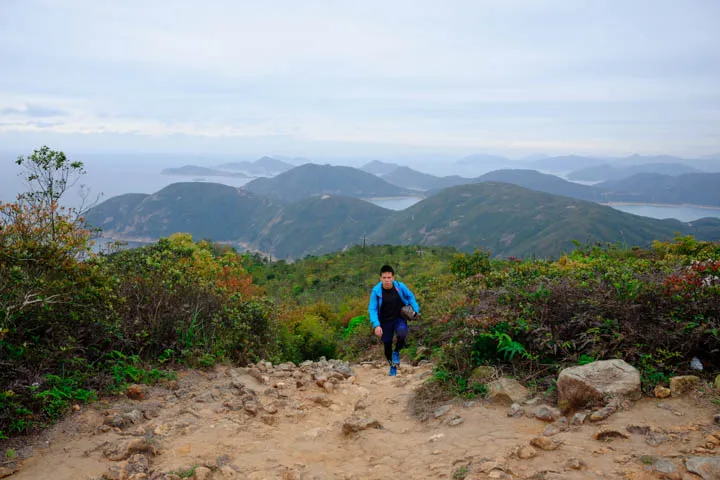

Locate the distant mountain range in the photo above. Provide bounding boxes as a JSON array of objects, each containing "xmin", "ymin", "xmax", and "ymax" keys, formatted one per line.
[
  {"xmin": 567, "ymin": 163, "xmax": 704, "ymax": 182},
  {"xmin": 597, "ymin": 173, "xmax": 720, "ymax": 206},
  {"xmin": 242, "ymin": 163, "xmax": 416, "ymax": 203},
  {"xmin": 360, "ymin": 160, "xmax": 402, "ymax": 176},
  {"xmin": 85, "ymin": 176, "xmax": 720, "ymax": 260},
  {"xmin": 161, "ymin": 165, "xmax": 249, "ymax": 178},
  {"xmin": 217, "ymin": 156, "xmax": 294, "ymax": 175}
]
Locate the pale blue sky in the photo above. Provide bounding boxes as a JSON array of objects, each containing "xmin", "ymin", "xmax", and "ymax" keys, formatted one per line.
[{"xmin": 1, "ymin": 0, "xmax": 719, "ymax": 158}]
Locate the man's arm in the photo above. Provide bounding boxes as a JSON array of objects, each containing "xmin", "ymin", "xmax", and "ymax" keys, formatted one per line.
[{"xmin": 368, "ymin": 289, "xmax": 380, "ymax": 328}]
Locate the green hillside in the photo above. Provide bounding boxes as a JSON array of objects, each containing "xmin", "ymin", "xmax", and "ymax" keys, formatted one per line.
[
  {"xmin": 474, "ymin": 169, "xmax": 604, "ymax": 202},
  {"xmin": 253, "ymin": 195, "xmax": 392, "ymax": 259},
  {"xmin": 86, "ymin": 179, "xmax": 720, "ymax": 260},
  {"xmin": 85, "ymin": 182, "xmax": 281, "ymax": 241},
  {"xmin": 370, "ymin": 182, "xmax": 707, "ymax": 258}
]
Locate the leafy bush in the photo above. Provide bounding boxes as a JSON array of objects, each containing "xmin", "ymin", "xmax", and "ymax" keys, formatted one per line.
[{"xmin": 432, "ymin": 238, "xmax": 720, "ymax": 394}]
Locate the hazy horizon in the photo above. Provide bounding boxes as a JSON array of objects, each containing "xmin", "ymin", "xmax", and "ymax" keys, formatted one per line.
[{"xmin": 1, "ymin": 0, "xmax": 719, "ymax": 158}]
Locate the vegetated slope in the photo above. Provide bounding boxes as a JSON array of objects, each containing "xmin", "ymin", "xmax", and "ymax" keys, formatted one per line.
[
  {"xmin": 598, "ymin": 172, "xmax": 720, "ymax": 207},
  {"xmin": 243, "ymin": 163, "xmax": 413, "ymax": 203},
  {"xmin": 474, "ymin": 169, "xmax": 605, "ymax": 202},
  {"xmin": 369, "ymin": 182, "xmax": 705, "ymax": 258},
  {"xmin": 86, "ymin": 181, "xmax": 720, "ymax": 260},
  {"xmin": 253, "ymin": 195, "xmax": 392, "ymax": 259},
  {"xmin": 85, "ymin": 182, "xmax": 281, "ymax": 241},
  {"xmin": 82, "ymin": 193, "xmax": 148, "ymax": 232}
]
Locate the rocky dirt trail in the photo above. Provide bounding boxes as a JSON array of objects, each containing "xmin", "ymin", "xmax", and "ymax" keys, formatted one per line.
[{"xmin": 4, "ymin": 358, "xmax": 720, "ymax": 480}]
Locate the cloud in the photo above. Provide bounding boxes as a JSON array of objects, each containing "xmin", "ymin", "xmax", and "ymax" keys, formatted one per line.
[
  {"xmin": 0, "ymin": 0, "xmax": 718, "ymax": 157},
  {"xmin": 1, "ymin": 104, "xmax": 68, "ymax": 117}
]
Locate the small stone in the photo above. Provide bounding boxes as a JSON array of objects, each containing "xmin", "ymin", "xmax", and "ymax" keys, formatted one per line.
[
  {"xmin": 507, "ymin": 403, "xmax": 524, "ymax": 418},
  {"xmin": 261, "ymin": 414, "xmax": 279, "ymax": 426},
  {"xmin": 565, "ymin": 458, "xmax": 587, "ymax": 470},
  {"xmin": 126, "ymin": 384, "xmax": 147, "ymax": 400},
  {"xmin": 342, "ymin": 416, "xmax": 382, "ymax": 434},
  {"xmin": 669, "ymin": 375, "xmax": 700, "ymax": 396},
  {"xmin": 517, "ymin": 446, "xmax": 537, "ymax": 459},
  {"xmin": 354, "ymin": 399, "xmax": 368, "ymax": 411},
  {"xmin": 311, "ymin": 394, "xmax": 333, "ymax": 407},
  {"xmin": 193, "ymin": 466, "xmax": 212, "ymax": 480},
  {"xmin": 543, "ymin": 424, "xmax": 560, "ymax": 436},
  {"xmin": 219, "ymin": 466, "xmax": 237, "ymax": 477},
  {"xmin": 530, "ymin": 436, "xmax": 561, "ymax": 451},
  {"xmin": 590, "ymin": 405, "xmax": 616, "ymax": 422},
  {"xmin": 534, "ymin": 405, "xmax": 561, "ymax": 422},
  {"xmin": 428, "ymin": 433, "xmax": 445, "ymax": 443},
  {"xmin": 685, "ymin": 456, "xmax": 720, "ymax": 477},
  {"xmin": 72, "ymin": 404, "xmax": 81, "ymax": 411},
  {"xmin": 654, "ymin": 385, "xmax": 671, "ymax": 399},
  {"xmin": 487, "ymin": 378, "xmax": 530, "ymax": 405},
  {"xmin": 648, "ymin": 458, "xmax": 677, "ymax": 477},
  {"xmin": 125, "ymin": 454, "xmax": 149, "ymax": 476},
  {"xmin": 614, "ymin": 455, "xmax": 632, "ymax": 464},
  {"xmin": 447, "ymin": 416, "xmax": 464, "ymax": 427},
  {"xmin": 433, "ymin": 405, "xmax": 451, "ymax": 418},
  {"xmin": 571, "ymin": 412, "xmax": 587, "ymax": 426},
  {"xmin": 592, "ymin": 426, "xmax": 629, "ymax": 441}
]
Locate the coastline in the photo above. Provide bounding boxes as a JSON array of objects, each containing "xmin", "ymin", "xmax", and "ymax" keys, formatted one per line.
[
  {"xmin": 602, "ymin": 202, "xmax": 720, "ymax": 211},
  {"xmin": 363, "ymin": 195, "xmax": 425, "ymax": 201}
]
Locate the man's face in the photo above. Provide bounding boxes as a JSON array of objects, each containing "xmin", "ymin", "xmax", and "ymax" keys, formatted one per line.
[{"xmin": 380, "ymin": 272, "xmax": 394, "ymax": 289}]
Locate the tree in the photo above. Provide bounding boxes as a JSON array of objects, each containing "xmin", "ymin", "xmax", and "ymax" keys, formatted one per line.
[{"xmin": 14, "ymin": 146, "xmax": 86, "ymax": 241}]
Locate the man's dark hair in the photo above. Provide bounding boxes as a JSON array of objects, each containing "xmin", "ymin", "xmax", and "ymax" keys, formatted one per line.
[{"xmin": 380, "ymin": 265, "xmax": 394, "ymax": 275}]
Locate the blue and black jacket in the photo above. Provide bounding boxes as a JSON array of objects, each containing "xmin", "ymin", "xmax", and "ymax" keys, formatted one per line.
[{"xmin": 368, "ymin": 280, "xmax": 421, "ymax": 328}]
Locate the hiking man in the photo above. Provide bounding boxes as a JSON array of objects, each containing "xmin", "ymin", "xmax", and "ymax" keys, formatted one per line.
[{"xmin": 368, "ymin": 264, "xmax": 420, "ymax": 376}]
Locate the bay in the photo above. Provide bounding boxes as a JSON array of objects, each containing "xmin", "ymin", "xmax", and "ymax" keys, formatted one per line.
[{"xmin": 608, "ymin": 204, "xmax": 720, "ymax": 222}]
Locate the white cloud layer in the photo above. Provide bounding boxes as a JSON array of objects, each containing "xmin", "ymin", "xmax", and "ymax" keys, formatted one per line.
[{"xmin": 0, "ymin": 0, "xmax": 719, "ymax": 157}]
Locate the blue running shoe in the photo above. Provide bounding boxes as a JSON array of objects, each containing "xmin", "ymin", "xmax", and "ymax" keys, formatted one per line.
[
  {"xmin": 392, "ymin": 351, "xmax": 400, "ymax": 367},
  {"xmin": 389, "ymin": 365, "xmax": 397, "ymax": 376}
]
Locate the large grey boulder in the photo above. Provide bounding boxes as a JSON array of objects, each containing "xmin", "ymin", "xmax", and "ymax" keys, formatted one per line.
[{"xmin": 557, "ymin": 359, "xmax": 641, "ymax": 410}]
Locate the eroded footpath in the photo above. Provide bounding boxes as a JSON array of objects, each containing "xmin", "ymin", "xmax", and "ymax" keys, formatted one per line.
[{"xmin": 3, "ymin": 359, "xmax": 720, "ymax": 480}]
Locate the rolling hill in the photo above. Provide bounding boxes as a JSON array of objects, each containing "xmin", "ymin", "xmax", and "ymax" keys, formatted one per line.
[
  {"xmin": 370, "ymin": 182, "xmax": 718, "ymax": 258},
  {"xmin": 85, "ymin": 182, "xmax": 281, "ymax": 242},
  {"xmin": 253, "ymin": 195, "xmax": 392, "ymax": 258},
  {"xmin": 85, "ymin": 181, "xmax": 720, "ymax": 260}
]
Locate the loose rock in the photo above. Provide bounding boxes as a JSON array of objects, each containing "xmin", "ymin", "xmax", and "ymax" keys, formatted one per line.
[
  {"xmin": 592, "ymin": 426, "xmax": 629, "ymax": 441},
  {"xmin": 487, "ymin": 378, "xmax": 530, "ymax": 405},
  {"xmin": 669, "ymin": 375, "xmax": 700, "ymax": 396},
  {"xmin": 342, "ymin": 416, "xmax": 382, "ymax": 435},
  {"xmin": 556, "ymin": 359, "xmax": 641, "ymax": 411},
  {"xmin": 684, "ymin": 457, "xmax": 720, "ymax": 480}
]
